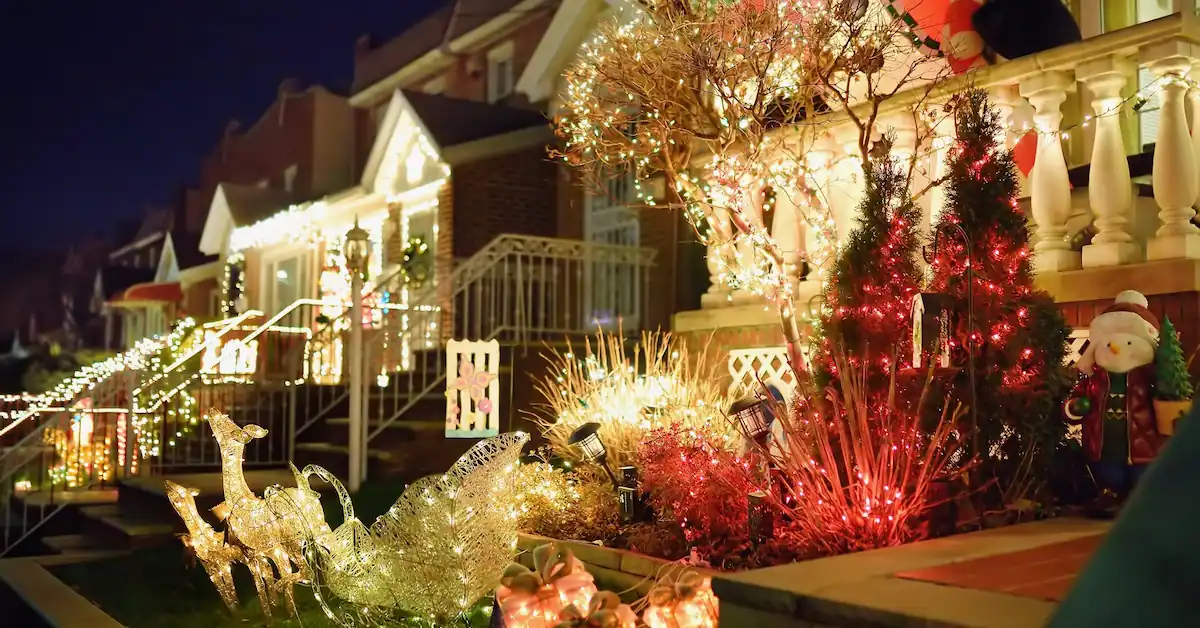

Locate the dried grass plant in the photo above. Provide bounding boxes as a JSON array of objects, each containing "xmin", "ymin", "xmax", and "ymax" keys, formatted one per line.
[
  {"xmin": 747, "ymin": 347, "xmax": 976, "ymax": 555},
  {"xmin": 513, "ymin": 454, "xmax": 621, "ymax": 543},
  {"xmin": 532, "ymin": 330, "xmax": 732, "ymax": 468}
]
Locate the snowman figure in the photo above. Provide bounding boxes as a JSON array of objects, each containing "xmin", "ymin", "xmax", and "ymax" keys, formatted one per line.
[{"xmin": 1065, "ymin": 290, "xmax": 1168, "ymax": 505}]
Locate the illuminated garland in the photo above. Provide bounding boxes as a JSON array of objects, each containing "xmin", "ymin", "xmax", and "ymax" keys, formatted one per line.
[
  {"xmin": 221, "ymin": 253, "xmax": 246, "ymax": 316},
  {"xmin": 399, "ymin": 236, "xmax": 432, "ymax": 289}
]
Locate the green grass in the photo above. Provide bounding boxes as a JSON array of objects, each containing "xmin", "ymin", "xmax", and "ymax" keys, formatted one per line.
[
  {"xmin": 48, "ymin": 477, "xmax": 492, "ymax": 628},
  {"xmin": 51, "ymin": 544, "xmax": 329, "ymax": 628}
]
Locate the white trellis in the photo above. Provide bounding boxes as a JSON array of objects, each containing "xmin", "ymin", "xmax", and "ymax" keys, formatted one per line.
[
  {"xmin": 727, "ymin": 346, "xmax": 805, "ymax": 399},
  {"xmin": 445, "ymin": 339, "xmax": 501, "ymax": 438},
  {"xmin": 1064, "ymin": 329, "xmax": 1090, "ymax": 368}
]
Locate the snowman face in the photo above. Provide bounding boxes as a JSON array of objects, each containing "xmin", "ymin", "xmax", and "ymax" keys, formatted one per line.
[{"xmin": 1094, "ymin": 331, "xmax": 1155, "ymax": 374}]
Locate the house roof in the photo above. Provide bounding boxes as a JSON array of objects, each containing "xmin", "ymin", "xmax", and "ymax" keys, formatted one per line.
[
  {"xmin": 219, "ymin": 184, "xmax": 305, "ymax": 227},
  {"xmin": 168, "ymin": 230, "xmax": 218, "ymax": 270},
  {"xmin": 402, "ymin": 90, "xmax": 547, "ymax": 148},
  {"xmin": 353, "ymin": 0, "xmax": 529, "ymax": 94},
  {"xmin": 95, "ymin": 267, "xmax": 155, "ymax": 301}
]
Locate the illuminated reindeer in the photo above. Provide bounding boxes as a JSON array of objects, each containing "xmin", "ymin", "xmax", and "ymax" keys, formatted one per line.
[
  {"xmin": 204, "ymin": 411, "xmax": 334, "ymax": 617},
  {"xmin": 164, "ymin": 481, "xmax": 275, "ymax": 616}
]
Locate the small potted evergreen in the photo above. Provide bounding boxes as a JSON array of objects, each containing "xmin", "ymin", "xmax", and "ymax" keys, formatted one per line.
[{"xmin": 1154, "ymin": 317, "xmax": 1194, "ymax": 436}]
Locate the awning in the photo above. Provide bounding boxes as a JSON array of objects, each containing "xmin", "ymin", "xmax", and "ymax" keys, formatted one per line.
[{"xmin": 109, "ymin": 282, "xmax": 183, "ymax": 306}]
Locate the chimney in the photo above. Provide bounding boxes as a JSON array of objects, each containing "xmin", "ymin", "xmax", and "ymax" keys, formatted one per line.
[{"xmin": 355, "ymin": 34, "xmax": 372, "ymax": 58}]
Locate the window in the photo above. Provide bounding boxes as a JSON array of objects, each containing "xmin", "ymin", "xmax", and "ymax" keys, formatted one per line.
[
  {"xmin": 486, "ymin": 41, "xmax": 515, "ymax": 103},
  {"xmin": 266, "ymin": 251, "xmax": 311, "ymax": 325},
  {"xmin": 425, "ymin": 76, "xmax": 446, "ymax": 95},
  {"xmin": 284, "ymin": 164, "xmax": 298, "ymax": 192}
]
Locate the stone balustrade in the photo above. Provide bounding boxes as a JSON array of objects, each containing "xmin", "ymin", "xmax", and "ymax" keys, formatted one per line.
[{"xmin": 699, "ymin": 11, "xmax": 1200, "ymax": 312}]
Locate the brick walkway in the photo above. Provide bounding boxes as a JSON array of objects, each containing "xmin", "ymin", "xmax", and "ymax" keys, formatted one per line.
[{"xmin": 894, "ymin": 534, "xmax": 1104, "ymax": 602}]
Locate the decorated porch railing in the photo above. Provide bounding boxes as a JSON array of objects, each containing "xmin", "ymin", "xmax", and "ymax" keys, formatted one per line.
[
  {"xmin": 701, "ymin": 12, "xmax": 1200, "ymax": 309},
  {"xmin": 0, "ymin": 318, "xmax": 203, "ymax": 557},
  {"xmin": 359, "ymin": 234, "xmax": 656, "ymax": 447}
]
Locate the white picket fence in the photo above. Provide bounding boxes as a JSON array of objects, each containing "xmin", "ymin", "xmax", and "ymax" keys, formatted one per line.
[{"xmin": 444, "ymin": 339, "xmax": 501, "ymax": 438}]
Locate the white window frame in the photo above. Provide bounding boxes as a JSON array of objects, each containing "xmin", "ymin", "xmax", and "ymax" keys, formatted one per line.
[
  {"xmin": 260, "ymin": 245, "xmax": 313, "ymax": 323},
  {"xmin": 486, "ymin": 41, "xmax": 516, "ymax": 103}
]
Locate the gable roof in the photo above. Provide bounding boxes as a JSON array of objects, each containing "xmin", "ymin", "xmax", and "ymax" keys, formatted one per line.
[
  {"xmin": 360, "ymin": 89, "xmax": 547, "ymax": 195},
  {"xmin": 169, "ymin": 231, "xmax": 217, "ymax": 270},
  {"xmin": 517, "ymin": 0, "xmax": 639, "ymax": 104},
  {"xmin": 404, "ymin": 91, "xmax": 547, "ymax": 148},
  {"xmin": 95, "ymin": 266, "xmax": 155, "ymax": 302},
  {"xmin": 200, "ymin": 183, "xmax": 306, "ymax": 256},
  {"xmin": 352, "ymin": 0, "xmax": 536, "ymax": 96}
]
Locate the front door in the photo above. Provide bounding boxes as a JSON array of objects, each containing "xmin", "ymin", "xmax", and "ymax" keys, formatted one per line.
[
  {"xmin": 584, "ymin": 171, "xmax": 641, "ymax": 331},
  {"xmin": 267, "ymin": 250, "xmax": 312, "ymax": 328}
]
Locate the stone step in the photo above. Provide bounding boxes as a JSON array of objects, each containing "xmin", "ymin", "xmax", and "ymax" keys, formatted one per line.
[
  {"xmin": 78, "ymin": 504, "xmax": 176, "ymax": 550},
  {"xmin": 36, "ymin": 534, "xmax": 127, "ymax": 566}
]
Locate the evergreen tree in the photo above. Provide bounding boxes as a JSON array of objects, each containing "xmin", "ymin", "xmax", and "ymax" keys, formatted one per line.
[
  {"xmin": 927, "ymin": 89, "xmax": 1072, "ymax": 501},
  {"xmin": 818, "ymin": 148, "xmax": 923, "ymax": 389},
  {"xmin": 1156, "ymin": 317, "xmax": 1193, "ymax": 401}
]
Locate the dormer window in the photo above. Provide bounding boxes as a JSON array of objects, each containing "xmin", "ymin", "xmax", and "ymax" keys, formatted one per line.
[{"xmin": 487, "ymin": 41, "xmax": 515, "ymax": 103}]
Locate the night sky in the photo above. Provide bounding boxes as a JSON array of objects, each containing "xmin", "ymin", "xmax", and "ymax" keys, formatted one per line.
[{"xmin": 0, "ymin": 1, "xmax": 438, "ymax": 252}]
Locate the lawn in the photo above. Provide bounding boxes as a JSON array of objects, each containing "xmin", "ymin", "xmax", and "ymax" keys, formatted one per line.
[{"xmin": 49, "ymin": 477, "xmax": 494, "ymax": 628}]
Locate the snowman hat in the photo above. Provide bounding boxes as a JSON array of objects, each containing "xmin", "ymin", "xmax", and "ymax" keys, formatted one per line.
[{"xmin": 1077, "ymin": 290, "xmax": 1159, "ymax": 374}]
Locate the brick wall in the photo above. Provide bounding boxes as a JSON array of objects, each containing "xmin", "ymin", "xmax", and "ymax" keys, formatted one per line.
[{"xmin": 449, "ymin": 146, "xmax": 558, "ymax": 255}]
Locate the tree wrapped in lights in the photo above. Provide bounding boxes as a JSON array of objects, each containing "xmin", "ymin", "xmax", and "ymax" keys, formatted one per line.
[
  {"xmin": 817, "ymin": 150, "xmax": 922, "ymax": 386},
  {"xmin": 533, "ymin": 330, "xmax": 731, "ymax": 468},
  {"xmin": 926, "ymin": 89, "xmax": 1071, "ymax": 505},
  {"xmin": 554, "ymin": 0, "xmax": 950, "ymax": 370}
]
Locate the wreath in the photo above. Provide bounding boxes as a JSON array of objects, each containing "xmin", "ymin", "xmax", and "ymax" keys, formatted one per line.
[{"xmin": 401, "ymin": 236, "xmax": 432, "ymax": 288}]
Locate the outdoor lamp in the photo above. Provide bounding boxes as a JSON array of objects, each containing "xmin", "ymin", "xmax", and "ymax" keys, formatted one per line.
[
  {"xmin": 729, "ymin": 396, "xmax": 771, "ymax": 443},
  {"xmin": 344, "ymin": 217, "xmax": 372, "ymax": 274},
  {"xmin": 568, "ymin": 422, "xmax": 618, "ymax": 487}
]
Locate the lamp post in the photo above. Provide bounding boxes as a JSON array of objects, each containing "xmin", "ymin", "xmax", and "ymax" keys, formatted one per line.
[
  {"xmin": 345, "ymin": 218, "xmax": 371, "ymax": 492},
  {"xmin": 568, "ymin": 422, "xmax": 619, "ymax": 488}
]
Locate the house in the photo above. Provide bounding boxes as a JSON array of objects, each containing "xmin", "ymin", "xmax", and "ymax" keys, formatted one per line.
[{"xmin": 513, "ymin": 1, "xmax": 1200, "ymax": 393}]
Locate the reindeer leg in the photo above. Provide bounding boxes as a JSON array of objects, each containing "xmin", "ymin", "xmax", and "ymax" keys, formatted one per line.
[
  {"xmin": 202, "ymin": 558, "xmax": 239, "ymax": 614},
  {"xmin": 247, "ymin": 555, "xmax": 275, "ymax": 622}
]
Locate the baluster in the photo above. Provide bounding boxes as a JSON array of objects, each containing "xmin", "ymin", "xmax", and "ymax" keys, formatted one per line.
[
  {"xmin": 1143, "ymin": 40, "xmax": 1200, "ymax": 259},
  {"xmin": 1020, "ymin": 70, "xmax": 1081, "ymax": 271},
  {"xmin": 1079, "ymin": 56, "xmax": 1140, "ymax": 267},
  {"xmin": 990, "ymin": 85, "xmax": 1023, "ymax": 148}
]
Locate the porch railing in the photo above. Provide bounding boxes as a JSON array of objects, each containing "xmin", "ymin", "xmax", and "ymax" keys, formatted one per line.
[
  {"xmin": 701, "ymin": 11, "xmax": 1200, "ymax": 308},
  {"xmin": 0, "ymin": 318, "xmax": 210, "ymax": 557}
]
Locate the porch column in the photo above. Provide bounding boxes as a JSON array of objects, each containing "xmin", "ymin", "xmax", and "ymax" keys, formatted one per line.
[
  {"xmin": 803, "ymin": 142, "xmax": 836, "ymax": 286},
  {"xmin": 925, "ymin": 108, "xmax": 956, "ymax": 236},
  {"xmin": 1143, "ymin": 40, "xmax": 1200, "ymax": 259},
  {"xmin": 1020, "ymin": 70, "xmax": 1081, "ymax": 272},
  {"xmin": 833, "ymin": 134, "xmax": 865, "ymax": 245},
  {"xmin": 701, "ymin": 189, "xmax": 734, "ymax": 307},
  {"xmin": 771, "ymin": 182, "xmax": 804, "ymax": 297},
  {"xmin": 1078, "ymin": 56, "xmax": 1140, "ymax": 267}
]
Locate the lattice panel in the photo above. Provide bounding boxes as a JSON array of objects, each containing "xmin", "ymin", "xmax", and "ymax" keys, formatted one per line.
[
  {"xmin": 1064, "ymin": 329, "xmax": 1089, "ymax": 368},
  {"xmin": 727, "ymin": 346, "xmax": 805, "ymax": 398}
]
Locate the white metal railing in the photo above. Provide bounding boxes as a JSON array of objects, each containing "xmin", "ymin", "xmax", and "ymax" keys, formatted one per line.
[
  {"xmin": 359, "ymin": 234, "xmax": 656, "ymax": 445},
  {"xmin": 0, "ymin": 318, "xmax": 204, "ymax": 557},
  {"xmin": 702, "ymin": 12, "xmax": 1200, "ymax": 308}
]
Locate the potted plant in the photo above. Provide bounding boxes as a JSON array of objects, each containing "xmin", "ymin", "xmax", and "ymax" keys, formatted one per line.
[{"xmin": 1154, "ymin": 317, "xmax": 1194, "ymax": 436}]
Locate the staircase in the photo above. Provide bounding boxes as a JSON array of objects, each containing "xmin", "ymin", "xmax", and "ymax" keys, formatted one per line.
[{"xmin": 0, "ymin": 234, "xmax": 654, "ymax": 559}]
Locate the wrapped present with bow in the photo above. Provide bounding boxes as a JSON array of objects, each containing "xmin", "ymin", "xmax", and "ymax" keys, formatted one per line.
[
  {"xmin": 643, "ymin": 572, "xmax": 719, "ymax": 628},
  {"xmin": 554, "ymin": 591, "xmax": 636, "ymax": 628},
  {"xmin": 496, "ymin": 544, "xmax": 599, "ymax": 628}
]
